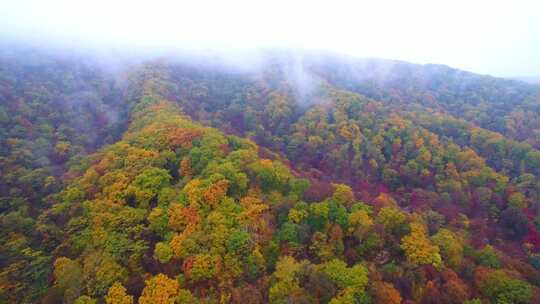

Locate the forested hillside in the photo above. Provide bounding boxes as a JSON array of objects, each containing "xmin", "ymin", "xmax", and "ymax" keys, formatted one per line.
[{"xmin": 2, "ymin": 46, "xmax": 540, "ymax": 303}]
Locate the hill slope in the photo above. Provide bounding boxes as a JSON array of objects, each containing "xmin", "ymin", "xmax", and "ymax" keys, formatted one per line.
[{"xmin": 2, "ymin": 46, "xmax": 540, "ymax": 303}]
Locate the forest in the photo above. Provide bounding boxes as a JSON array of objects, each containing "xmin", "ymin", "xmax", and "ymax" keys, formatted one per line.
[{"xmin": 2, "ymin": 45, "xmax": 540, "ymax": 304}]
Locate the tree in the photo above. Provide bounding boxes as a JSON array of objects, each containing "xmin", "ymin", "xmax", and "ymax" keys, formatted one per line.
[
  {"xmin": 525, "ymin": 150, "xmax": 540, "ymax": 174},
  {"xmin": 168, "ymin": 204, "xmax": 199, "ymax": 232},
  {"xmin": 176, "ymin": 289, "xmax": 197, "ymax": 304},
  {"xmin": 348, "ymin": 209, "xmax": 373, "ymax": 239},
  {"xmin": 289, "ymin": 178, "xmax": 310, "ymax": 199},
  {"xmin": 227, "ymin": 229, "xmax": 251, "ymax": 255},
  {"xmin": 440, "ymin": 268, "xmax": 470, "ymax": 303},
  {"xmin": 81, "ymin": 252, "xmax": 127, "ymax": 297},
  {"xmin": 371, "ymin": 281, "xmax": 401, "ymax": 304},
  {"xmin": 432, "ymin": 229, "xmax": 463, "ymax": 268},
  {"xmin": 479, "ymin": 270, "xmax": 532, "ymax": 304},
  {"xmin": 319, "ymin": 259, "xmax": 369, "ymax": 303},
  {"xmin": 238, "ymin": 195, "xmax": 269, "ymax": 232},
  {"xmin": 139, "ymin": 273, "xmax": 179, "ymax": 304},
  {"xmin": 377, "ymin": 206, "xmax": 407, "ymax": 235},
  {"xmin": 331, "ymin": 183, "xmax": 355, "ymax": 207},
  {"xmin": 184, "ymin": 254, "xmax": 220, "ymax": 283},
  {"xmin": 303, "ymin": 266, "xmax": 337, "ymax": 303},
  {"xmin": 420, "ymin": 280, "xmax": 443, "ymax": 304},
  {"xmin": 55, "ymin": 141, "xmax": 71, "ymax": 159},
  {"xmin": 476, "ymin": 245, "xmax": 501, "ymax": 268},
  {"xmin": 279, "ymin": 221, "xmax": 300, "ymax": 245},
  {"xmin": 500, "ymin": 207, "xmax": 529, "ymax": 240},
  {"xmin": 148, "ymin": 207, "xmax": 168, "ymax": 237},
  {"xmin": 74, "ymin": 296, "xmax": 97, "ymax": 304},
  {"xmin": 424, "ymin": 210, "xmax": 445, "ymax": 235},
  {"xmin": 210, "ymin": 161, "xmax": 248, "ymax": 196},
  {"xmin": 129, "ymin": 167, "xmax": 172, "ymax": 207},
  {"xmin": 310, "ymin": 232, "xmax": 335, "ymax": 261},
  {"xmin": 308, "ymin": 202, "xmax": 330, "ymax": 231},
  {"xmin": 288, "ymin": 202, "xmax": 309, "ymax": 224},
  {"xmin": 328, "ymin": 224, "xmax": 345, "ymax": 257},
  {"xmin": 179, "ymin": 157, "xmax": 194, "ymax": 179},
  {"xmin": 105, "ymin": 282, "xmax": 133, "ymax": 304},
  {"xmin": 508, "ymin": 192, "xmax": 527, "ymax": 209},
  {"xmin": 167, "ymin": 128, "xmax": 203, "ymax": 149},
  {"xmin": 320, "ymin": 259, "xmax": 368, "ymax": 291},
  {"xmin": 203, "ymin": 179, "xmax": 229, "ymax": 207},
  {"xmin": 269, "ymin": 256, "xmax": 307, "ymax": 303},
  {"xmin": 53, "ymin": 257, "xmax": 84, "ymax": 303},
  {"xmin": 401, "ymin": 223, "xmax": 442, "ymax": 268},
  {"xmin": 249, "ymin": 159, "xmax": 291, "ymax": 193},
  {"xmin": 154, "ymin": 242, "xmax": 173, "ymax": 263}
]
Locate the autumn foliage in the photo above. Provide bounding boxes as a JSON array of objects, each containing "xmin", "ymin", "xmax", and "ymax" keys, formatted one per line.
[{"xmin": 2, "ymin": 48, "xmax": 540, "ymax": 304}]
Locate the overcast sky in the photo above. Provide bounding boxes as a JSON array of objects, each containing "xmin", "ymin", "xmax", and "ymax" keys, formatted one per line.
[{"xmin": 1, "ymin": 0, "xmax": 539, "ymax": 77}]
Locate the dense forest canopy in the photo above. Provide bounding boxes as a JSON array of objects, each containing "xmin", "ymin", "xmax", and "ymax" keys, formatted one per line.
[{"xmin": 2, "ymin": 45, "xmax": 540, "ymax": 304}]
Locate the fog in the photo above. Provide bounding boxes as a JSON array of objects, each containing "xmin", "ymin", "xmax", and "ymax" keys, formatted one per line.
[{"xmin": 1, "ymin": 0, "xmax": 540, "ymax": 77}]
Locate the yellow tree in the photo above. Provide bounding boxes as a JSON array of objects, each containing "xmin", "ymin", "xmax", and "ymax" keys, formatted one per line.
[
  {"xmin": 138, "ymin": 273, "xmax": 179, "ymax": 304},
  {"xmin": 105, "ymin": 282, "xmax": 133, "ymax": 304},
  {"xmin": 401, "ymin": 223, "xmax": 442, "ymax": 268},
  {"xmin": 348, "ymin": 209, "xmax": 373, "ymax": 239},
  {"xmin": 269, "ymin": 256, "xmax": 306, "ymax": 303},
  {"xmin": 331, "ymin": 183, "xmax": 355, "ymax": 207}
]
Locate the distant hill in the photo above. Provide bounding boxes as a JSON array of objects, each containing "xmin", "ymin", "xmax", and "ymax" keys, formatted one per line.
[{"xmin": 511, "ymin": 76, "xmax": 540, "ymax": 84}]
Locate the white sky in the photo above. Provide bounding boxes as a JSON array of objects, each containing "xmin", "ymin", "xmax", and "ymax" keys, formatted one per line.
[{"xmin": 1, "ymin": 0, "xmax": 540, "ymax": 77}]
